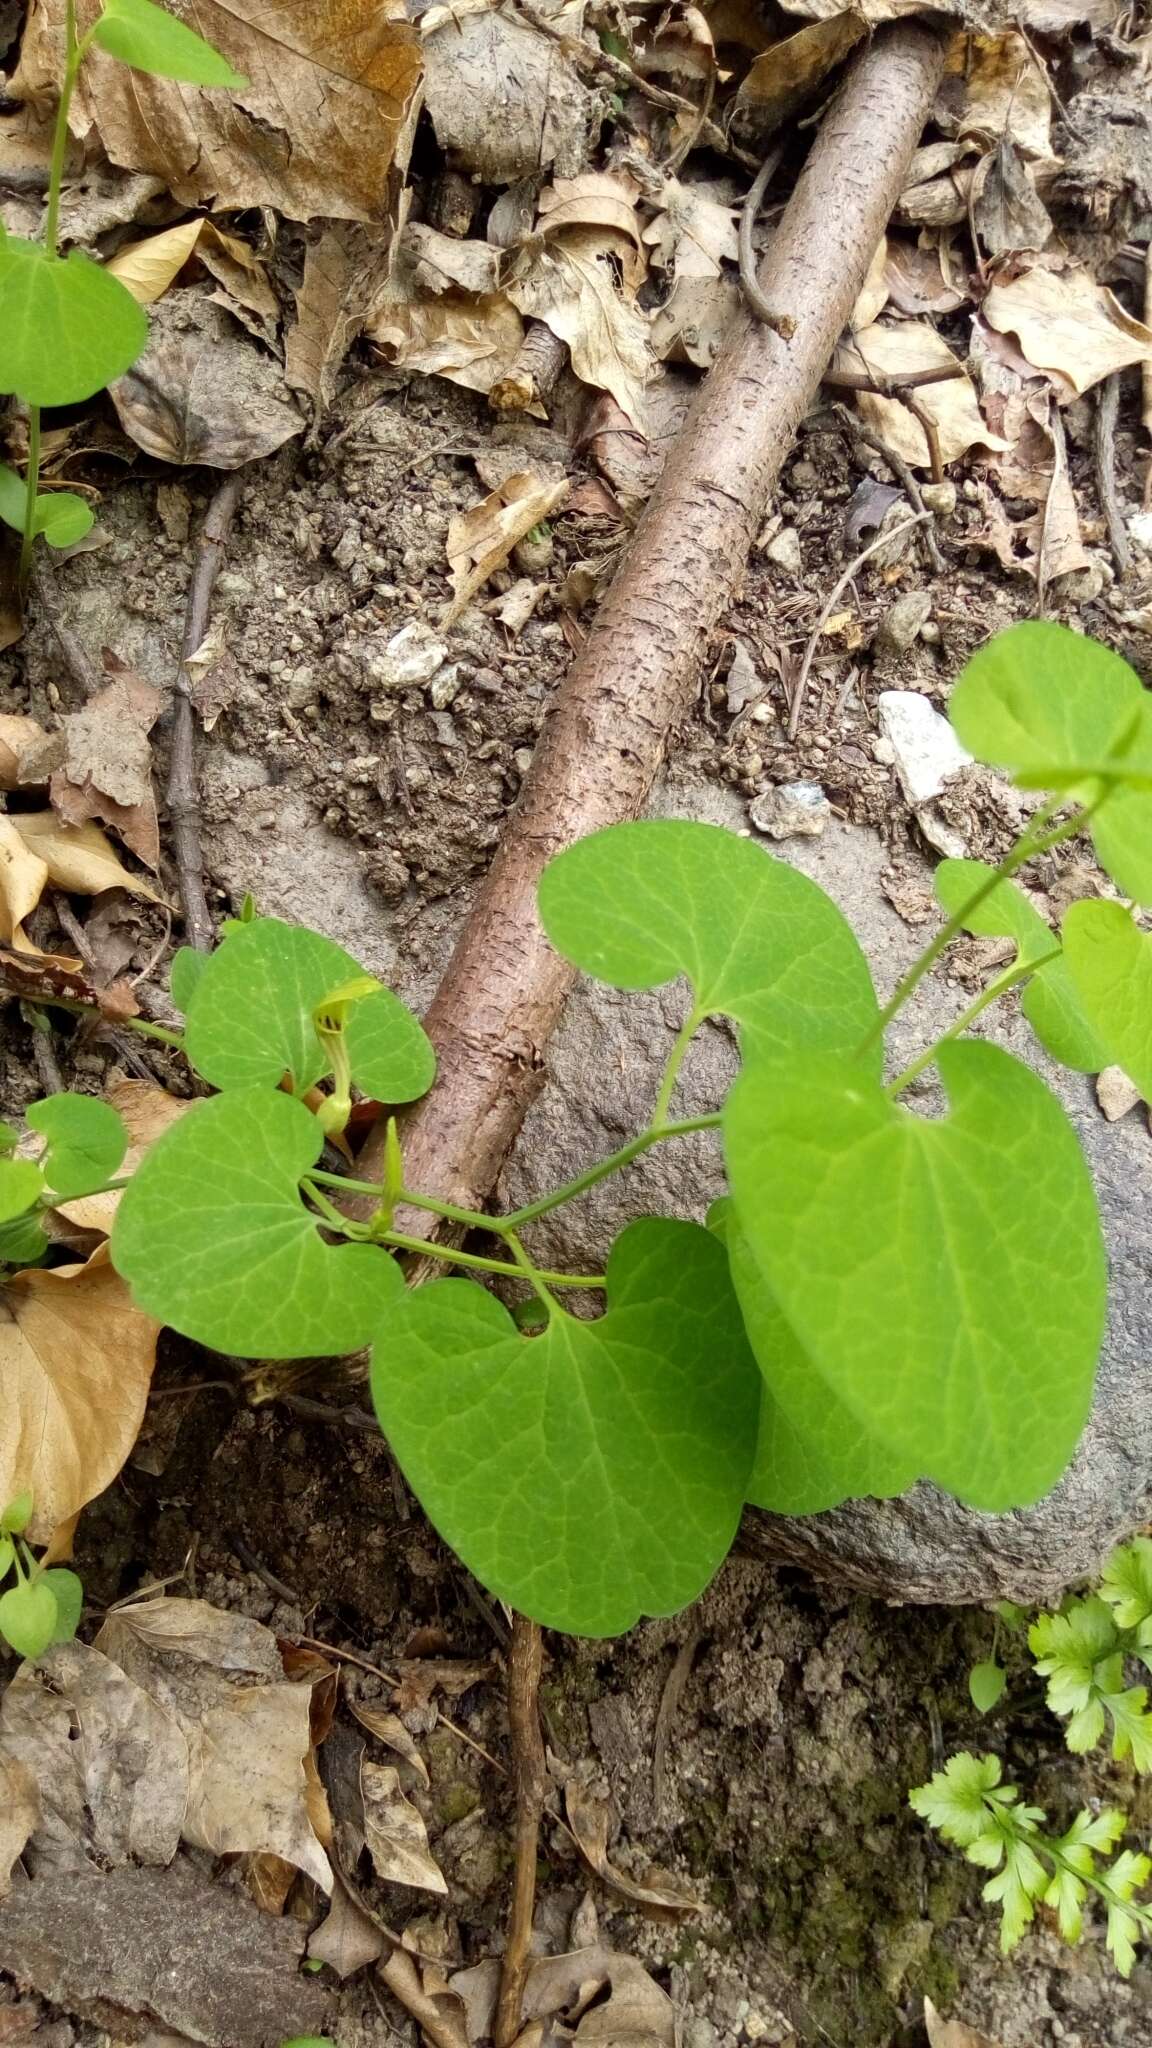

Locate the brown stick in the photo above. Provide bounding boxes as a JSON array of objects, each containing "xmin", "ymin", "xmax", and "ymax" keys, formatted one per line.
[
  {"xmin": 495, "ymin": 1614, "xmax": 547, "ymax": 2048},
  {"xmin": 1094, "ymin": 372, "xmax": 1131, "ymax": 579},
  {"xmin": 358, "ymin": 22, "xmax": 946, "ymax": 1221},
  {"xmin": 167, "ymin": 472, "xmax": 242, "ymax": 951}
]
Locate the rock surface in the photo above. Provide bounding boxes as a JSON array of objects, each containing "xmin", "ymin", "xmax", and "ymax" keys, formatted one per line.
[{"xmin": 498, "ymin": 778, "xmax": 1152, "ymax": 1605}]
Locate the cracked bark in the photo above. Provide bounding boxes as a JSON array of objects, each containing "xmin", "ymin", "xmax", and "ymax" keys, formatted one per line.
[{"xmin": 358, "ymin": 23, "xmax": 947, "ymax": 1225}]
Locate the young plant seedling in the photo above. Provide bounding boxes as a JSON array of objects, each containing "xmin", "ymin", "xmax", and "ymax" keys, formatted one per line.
[
  {"xmin": 1, "ymin": 621, "xmax": 1150, "ymax": 1644},
  {"xmin": 912, "ymin": 1536, "xmax": 1152, "ymax": 1975},
  {"xmin": 0, "ymin": 1491, "xmax": 83, "ymax": 1659},
  {"xmin": 0, "ymin": 0, "xmax": 242, "ymax": 584}
]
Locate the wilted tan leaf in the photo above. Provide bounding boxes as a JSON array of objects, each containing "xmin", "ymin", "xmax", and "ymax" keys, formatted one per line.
[
  {"xmin": 349, "ymin": 1701, "xmax": 430, "ymax": 1785},
  {"xmin": 15, "ymin": 0, "xmax": 422, "ymax": 223},
  {"xmin": 52, "ymin": 1081, "xmax": 190, "ymax": 1240},
  {"xmin": 941, "ymin": 30, "xmax": 1054, "ymax": 162},
  {"xmin": 538, "ymin": 173, "xmax": 643, "ymax": 251},
  {"xmin": 309, "ymin": 1871, "xmax": 388, "ymax": 1975},
  {"xmin": 105, "ymin": 218, "xmax": 205, "ymax": 304},
  {"xmin": 565, "ymin": 1783, "xmax": 702, "ymax": 1917},
  {"xmin": 0, "ymin": 1755, "xmax": 39, "ymax": 1894},
  {"xmin": 196, "ymin": 220, "xmax": 280, "ymax": 341},
  {"xmin": 286, "ymin": 220, "xmax": 402, "ymax": 420},
  {"xmin": 924, "ymin": 1999, "xmax": 1003, "ymax": 2048},
  {"xmin": 644, "ymin": 178, "xmax": 739, "ymax": 369},
  {"xmin": 360, "ymin": 1761, "xmax": 447, "ymax": 1894},
  {"xmin": 443, "ymin": 471, "xmax": 569, "ymax": 626},
  {"xmin": 0, "ymin": 817, "xmax": 48, "ymax": 949},
  {"xmin": 96, "ymin": 1596, "xmax": 332, "ymax": 1891},
  {"xmin": 406, "ymin": 224, "xmax": 502, "ymax": 299},
  {"xmin": 849, "ymin": 237, "xmax": 890, "ymax": 331},
  {"xmin": 366, "ymin": 223, "xmax": 524, "ymax": 400},
  {"xmin": 834, "ymin": 321, "xmax": 1007, "ymax": 467},
  {"xmin": 0, "ymin": 715, "xmax": 50, "ymax": 792},
  {"xmin": 422, "ymin": 7, "xmax": 592, "ymax": 186},
  {"xmin": 10, "ymin": 810, "xmax": 163, "ymax": 904},
  {"xmin": 0, "ymin": 1245, "xmax": 160, "ymax": 1544},
  {"xmin": 452, "ymin": 1943, "xmax": 677, "ymax": 2048},
  {"xmin": 884, "ymin": 237, "xmax": 968, "ymax": 317},
  {"xmin": 777, "ymin": 0, "xmax": 926, "ymax": 18},
  {"xmin": 506, "ymin": 230, "xmax": 651, "ymax": 429},
  {"xmin": 983, "ymin": 261, "xmax": 1152, "ymax": 398},
  {"xmin": 110, "ymin": 294, "xmax": 303, "ymax": 468},
  {"xmin": 49, "ymin": 670, "xmax": 162, "ymax": 869},
  {"xmin": 730, "ymin": 12, "xmax": 867, "ymax": 147},
  {"xmin": 971, "ymin": 138, "xmax": 1052, "ymax": 257},
  {"xmin": 0, "ymin": 1638, "xmax": 185, "ymax": 1871},
  {"xmin": 1037, "ymin": 412, "xmax": 1089, "ymax": 592}
]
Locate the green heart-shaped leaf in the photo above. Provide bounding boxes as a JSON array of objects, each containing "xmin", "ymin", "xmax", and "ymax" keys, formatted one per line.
[
  {"xmin": 0, "ymin": 1212, "xmax": 48, "ymax": 1269},
  {"xmin": 92, "ymin": 0, "xmax": 247, "ymax": 86},
  {"xmin": 1, "ymin": 1491, "xmax": 33, "ymax": 1535},
  {"xmin": 934, "ymin": 858, "xmax": 1107, "ymax": 1072},
  {"xmin": 1062, "ymin": 901, "xmax": 1152, "ymax": 1103},
  {"xmin": 371, "ymin": 1217, "xmax": 760, "ymax": 1635},
  {"xmin": 35, "ymin": 491, "xmax": 94, "ymax": 549},
  {"xmin": 182, "ymin": 917, "xmax": 435, "ymax": 1102},
  {"xmin": 0, "ymin": 1577, "xmax": 58, "ymax": 1659},
  {"xmin": 169, "ymin": 943, "xmax": 207, "ymax": 1013},
  {"xmin": 0, "ymin": 236, "xmax": 148, "ymax": 405},
  {"xmin": 711, "ymin": 1199, "xmax": 917, "ymax": 1514},
  {"xmin": 42, "ymin": 1566, "xmax": 83, "ymax": 1643},
  {"xmin": 0, "ymin": 1158, "xmax": 43, "ymax": 1222},
  {"xmin": 112, "ymin": 1086, "xmax": 403, "ymax": 1357},
  {"xmin": 948, "ymin": 623, "xmax": 1152, "ymax": 901},
  {"xmin": 538, "ymin": 819, "xmax": 881, "ymax": 1072},
  {"xmin": 724, "ymin": 1042, "xmax": 1105, "ymax": 1511},
  {"xmin": 26, "ymin": 1093, "xmax": 127, "ymax": 1199}
]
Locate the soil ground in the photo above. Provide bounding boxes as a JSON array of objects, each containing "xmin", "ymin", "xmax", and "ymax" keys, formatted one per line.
[{"xmin": 2, "ymin": 356, "xmax": 1151, "ymax": 2048}]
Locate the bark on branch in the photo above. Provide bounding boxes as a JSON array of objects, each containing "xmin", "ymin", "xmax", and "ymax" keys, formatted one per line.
[{"xmin": 360, "ymin": 23, "xmax": 946, "ymax": 1220}]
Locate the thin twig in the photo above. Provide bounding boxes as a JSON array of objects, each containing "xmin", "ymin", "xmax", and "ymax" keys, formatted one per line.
[
  {"xmin": 905, "ymin": 392, "xmax": 944, "ymax": 483},
  {"xmin": 1094, "ymin": 372, "xmax": 1131, "ymax": 579},
  {"xmin": 168, "ymin": 472, "xmax": 242, "ymax": 951},
  {"xmin": 833, "ymin": 403, "xmax": 946, "ymax": 573},
  {"xmin": 495, "ymin": 1614, "xmax": 547, "ymax": 2048},
  {"xmin": 823, "ymin": 363, "xmax": 966, "ymax": 393},
  {"xmin": 277, "ymin": 1390, "xmax": 380, "ymax": 1434},
  {"xmin": 739, "ymin": 148, "xmax": 795, "ymax": 340},
  {"xmin": 789, "ymin": 511, "xmax": 930, "ymax": 739},
  {"xmin": 229, "ymin": 1530, "xmax": 299, "ymax": 1605},
  {"xmin": 652, "ymin": 1627, "xmax": 701, "ymax": 1815}
]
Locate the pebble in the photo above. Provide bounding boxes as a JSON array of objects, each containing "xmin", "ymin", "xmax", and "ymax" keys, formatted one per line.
[
  {"xmin": 1097, "ymin": 1066, "xmax": 1142, "ymax": 1121},
  {"xmin": 748, "ymin": 781, "xmax": 830, "ymax": 840},
  {"xmin": 725, "ymin": 640, "xmax": 763, "ymax": 716},
  {"xmin": 765, "ymin": 526, "xmax": 802, "ymax": 574},
  {"xmin": 429, "ymin": 666, "xmax": 462, "ymax": 709},
  {"xmin": 877, "ymin": 689, "xmax": 972, "ymax": 806},
  {"xmin": 875, "ymin": 590, "xmax": 932, "ymax": 656},
  {"xmin": 920, "ymin": 480, "xmax": 957, "ymax": 517},
  {"xmin": 367, "ymin": 621, "xmax": 448, "ymax": 692}
]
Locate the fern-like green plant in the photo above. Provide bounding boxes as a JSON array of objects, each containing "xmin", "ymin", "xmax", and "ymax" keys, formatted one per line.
[{"xmin": 912, "ymin": 1536, "xmax": 1152, "ymax": 1975}]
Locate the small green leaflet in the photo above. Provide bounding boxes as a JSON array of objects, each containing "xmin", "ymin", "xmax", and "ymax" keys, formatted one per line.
[
  {"xmin": 1030, "ymin": 1599, "xmax": 1152, "ymax": 1768},
  {"xmin": 538, "ymin": 819, "xmax": 882, "ymax": 1074},
  {"xmin": 42, "ymin": 1567, "xmax": 83, "ymax": 1643},
  {"xmin": 0, "ymin": 1491, "xmax": 33, "ymax": 1535},
  {"xmin": 26, "ymin": 1093, "xmax": 127, "ymax": 1199},
  {"xmin": 1100, "ymin": 1537, "xmax": 1152, "ymax": 1641},
  {"xmin": 0, "ymin": 464, "xmax": 94, "ymax": 549},
  {"xmin": 0, "ymin": 1212, "xmax": 48, "ymax": 1268},
  {"xmin": 712, "ymin": 1199, "xmax": 917, "ymax": 1515},
  {"xmin": 724, "ymin": 1041, "xmax": 1106, "ymax": 1512},
  {"xmin": 934, "ymin": 858, "xmax": 1107, "ymax": 1072},
  {"xmin": 370, "ymin": 1218, "xmax": 761, "ymax": 1636},
  {"xmin": 182, "ymin": 917, "xmax": 435, "ymax": 1103},
  {"xmin": 969, "ymin": 1660, "xmax": 1007, "ymax": 1714},
  {"xmin": 0, "ymin": 236, "xmax": 148, "ymax": 406},
  {"xmin": 1062, "ymin": 901, "xmax": 1152, "ymax": 1105},
  {"xmin": 92, "ymin": 0, "xmax": 247, "ymax": 86},
  {"xmin": 0, "ymin": 1577, "xmax": 58, "ymax": 1660},
  {"xmin": 111, "ymin": 1087, "xmax": 404, "ymax": 1358},
  {"xmin": 0, "ymin": 1158, "xmax": 43, "ymax": 1222},
  {"xmin": 947, "ymin": 621, "xmax": 1152, "ymax": 901}
]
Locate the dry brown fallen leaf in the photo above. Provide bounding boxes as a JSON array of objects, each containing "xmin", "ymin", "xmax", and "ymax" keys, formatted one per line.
[
  {"xmin": 360, "ymin": 1760, "xmax": 447, "ymax": 1895},
  {"xmin": 95, "ymin": 1596, "xmax": 333, "ymax": 1890},
  {"xmin": 110, "ymin": 292, "xmax": 303, "ymax": 468},
  {"xmin": 849, "ymin": 236, "xmax": 890, "ymax": 330},
  {"xmin": 972, "ymin": 137, "xmax": 1053, "ymax": 258},
  {"xmin": 309, "ymin": 1870, "xmax": 389, "ymax": 1976},
  {"xmin": 0, "ymin": 816, "xmax": 48, "ymax": 949},
  {"xmin": 983, "ymin": 259, "xmax": 1152, "ymax": 398},
  {"xmin": 13, "ymin": 0, "xmax": 421, "ymax": 222},
  {"xmin": 833, "ymin": 320, "xmax": 1008, "ymax": 468},
  {"xmin": 196, "ymin": 220, "xmax": 281, "ymax": 343},
  {"xmin": 925, "ymin": 1998, "xmax": 1004, "ymax": 2048},
  {"xmin": 730, "ymin": 12, "xmax": 868, "ymax": 149},
  {"xmin": 443, "ymin": 471, "xmax": 570, "ymax": 627},
  {"xmin": 0, "ymin": 715, "xmax": 50, "ymax": 791},
  {"xmin": 49, "ymin": 669, "xmax": 162, "ymax": 869},
  {"xmin": 421, "ymin": 4, "xmax": 592, "ymax": 186},
  {"xmin": 9, "ymin": 809, "xmax": 163, "ymax": 905},
  {"xmin": 0, "ymin": 1754, "xmax": 40, "ymax": 1895},
  {"xmin": 106, "ymin": 216, "xmax": 205, "ymax": 304},
  {"xmin": 367, "ymin": 265, "xmax": 525, "ymax": 402},
  {"xmin": 349, "ymin": 1700, "xmax": 430, "ymax": 1785},
  {"xmin": 507, "ymin": 225, "xmax": 651, "ymax": 431},
  {"xmin": 941, "ymin": 29, "xmax": 1054, "ymax": 163},
  {"xmin": 565, "ymin": 1781, "xmax": 703, "ymax": 1917},
  {"xmin": 452, "ymin": 1941, "xmax": 677, "ymax": 2048},
  {"xmin": 287, "ymin": 219, "xmax": 405, "ymax": 421},
  {"xmin": 0, "ymin": 1244, "xmax": 160, "ymax": 1544},
  {"xmin": 644, "ymin": 177, "xmax": 739, "ymax": 369}
]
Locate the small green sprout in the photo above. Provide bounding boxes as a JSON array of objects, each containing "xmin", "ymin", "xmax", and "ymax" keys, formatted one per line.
[{"xmin": 0, "ymin": 1494, "xmax": 83, "ymax": 1661}]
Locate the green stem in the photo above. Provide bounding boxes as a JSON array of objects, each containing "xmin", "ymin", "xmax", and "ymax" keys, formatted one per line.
[
  {"xmin": 856, "ymin": 797, "xmax": 1091, "ymax": 1056},
  {"xmin": 44, "ymin": 0, "xmax": 85, "ymax": 261},
  {"xmin": 885, "ymin": 948, "xmax": 1061, "ymax": 1099},
  {"xmin": 502, "ymin": 1226, "xmax": 562, "ymax": 1319},
  {"xmin": 500, "ymin": 1113, "xmax": 723, "ymax": 1230},
  {"xmin": 373, "ymin": 1229, "xmax": 606, "ymax": 1290},
  {"xmin": 651, "ymin": 1007, "xmax": 706, "ymax": 1127},
  {"xmin": 11, "ymin": 990, "xmax": 185, "ymax": 1049},
  {"xmin": 18, "ymin": 408, "xmax": 41, "ymax": 593}
]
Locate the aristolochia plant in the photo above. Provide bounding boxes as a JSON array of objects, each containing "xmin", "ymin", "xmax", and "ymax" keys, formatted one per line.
[
  {"xmin": 2, "ymin": 620, "xmax": 1151, "ymax": 1636},
  {"xmin": 0, "ymin": 0, "xmax": 242, "ymax": 582}
]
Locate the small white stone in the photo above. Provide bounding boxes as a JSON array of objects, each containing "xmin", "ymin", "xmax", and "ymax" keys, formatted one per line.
[
  {"xmin": 1127, "ymin": 510, "xmax": 1152, "ymax": 552},
  {"xmin": 749, "ymin": 781, "xmax": 830, "ymax": 840},
  {"xmin": 877, "ymin": 690, "xmax": 972, "ymax": 806},
  {"xmin": 1097, "ymin": 1066, "xmax": 1142, "ymax": 1121},
  {"xmin": 366, "ymin": 621, "xmax": 448, "ymax": 692},
  {"xmin": 429, "ymin": 665, "xmax": 462, "ymax": 709},
  {"xmin": 765, "ymin": 526, "xmax": 802, "ymax": 574}
]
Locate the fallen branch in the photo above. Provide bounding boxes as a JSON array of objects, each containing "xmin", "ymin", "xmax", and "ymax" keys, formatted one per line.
[
  {"xmin": 358, "ymin": 22, "xmax": 946, "ymax": 1223},
  {"xmin": 494, "ymin": 1614, "xmax": 547, "ymax": 2048},
  {"xmin": 167, "ymin": 471, "xmax": 242, "ymax": 951}
]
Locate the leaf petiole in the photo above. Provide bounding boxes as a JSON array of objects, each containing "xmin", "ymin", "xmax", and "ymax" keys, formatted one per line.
[
  {"xmin": 651, "ymin": 1005, "xmax": 708, "ymax": 1127},
  {"xmin": 885, "ymin": 948, "xmax": 1062, "ymax": 1099}
]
